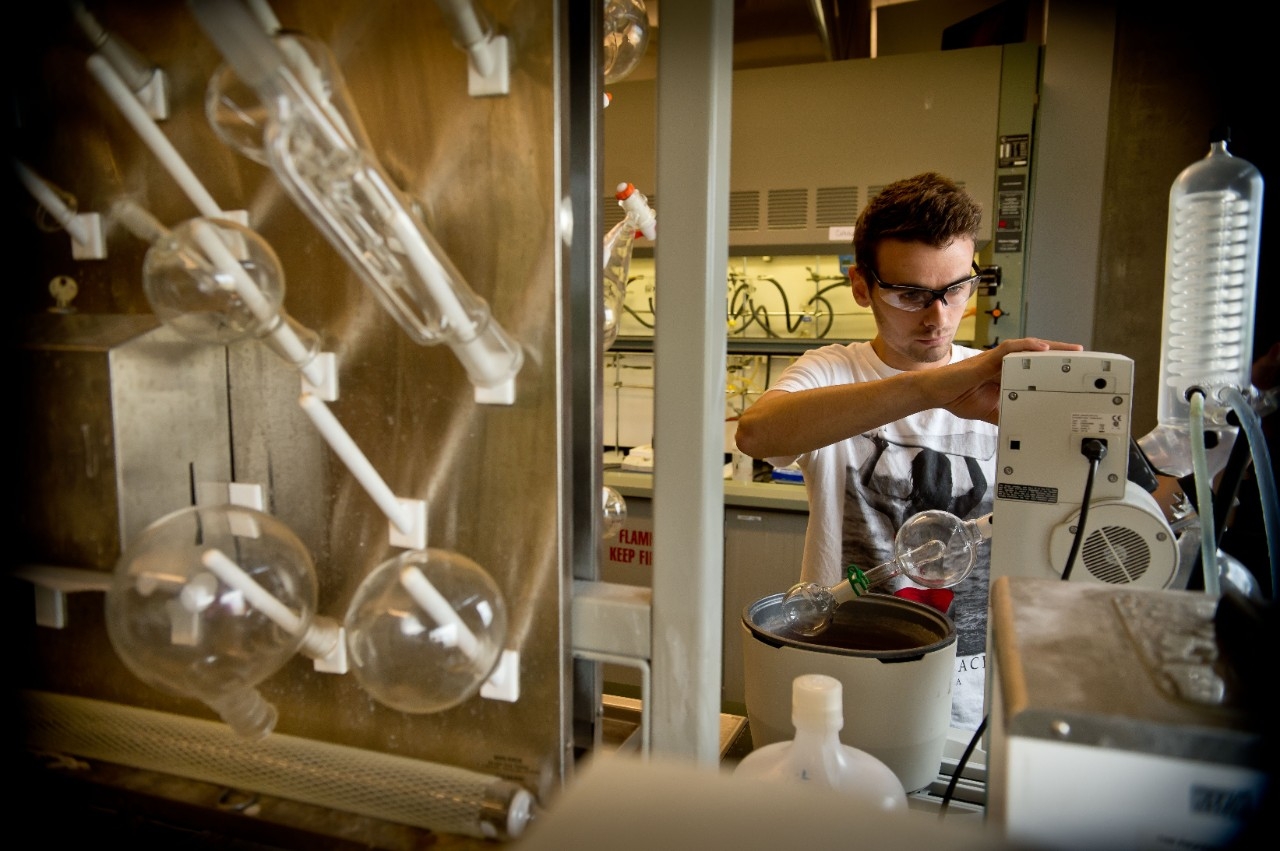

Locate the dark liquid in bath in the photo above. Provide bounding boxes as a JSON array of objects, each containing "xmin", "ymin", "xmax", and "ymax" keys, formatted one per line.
[{"xmin": 777, "ymin": 606, "xmax": 946, "ymax": 652}]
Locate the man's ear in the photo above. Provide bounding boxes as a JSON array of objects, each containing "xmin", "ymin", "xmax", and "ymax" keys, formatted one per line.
[{"xmin": 851, "ymin": 267, "xmax": 873, "ymax": 308}]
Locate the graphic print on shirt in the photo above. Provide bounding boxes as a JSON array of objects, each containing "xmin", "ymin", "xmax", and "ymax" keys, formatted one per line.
[{"xmin": 840, "ymin": 430, "xmax": 993, "ymax": 657}]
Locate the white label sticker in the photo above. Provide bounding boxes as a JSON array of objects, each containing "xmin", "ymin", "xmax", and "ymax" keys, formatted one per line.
[
  {"xmin": 827, "ymin": 225, "xmax": 855, "ymax": 241},
  {"xmin": 1070, "ymin": 412, "xmax": 1126, "ymax": 435}
]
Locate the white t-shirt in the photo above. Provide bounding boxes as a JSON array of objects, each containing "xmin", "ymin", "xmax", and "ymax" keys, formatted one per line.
[{"xmin": 765, "ymin": 341, "xmax": 997, "ymax": 731}]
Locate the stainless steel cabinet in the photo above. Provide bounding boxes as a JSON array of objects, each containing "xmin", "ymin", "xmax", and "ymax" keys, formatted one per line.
[
  {"xmin": 722, "ymin": 507, "xmax": 807, "ymax": 711},
  {"xmin": 599, "ymin": 498, "xmax": 807, "ymax": 711}
]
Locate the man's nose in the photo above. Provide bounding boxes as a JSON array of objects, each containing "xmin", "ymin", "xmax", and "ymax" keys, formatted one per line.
[{"xmin": 921, "ymin": 298, "xmax": 950, "ymax": 317}]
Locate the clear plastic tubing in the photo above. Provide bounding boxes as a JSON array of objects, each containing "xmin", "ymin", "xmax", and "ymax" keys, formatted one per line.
[
  {"xmin": 1225, "ymin": 387, "xmax": 1279, "ymax": 593},
  {"xmin": 1189, "ymin": 391, "xmax": 1219, "ymax": 596},
  {"xmin": 1148, "ymin": 136, "xmax": 1263, "ymax": 476}
]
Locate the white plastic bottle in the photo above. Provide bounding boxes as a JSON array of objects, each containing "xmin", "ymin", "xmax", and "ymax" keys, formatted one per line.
[
  {"xmin": 733, "ymin": 674, "xmax": 908, "ymax": 812},
  {"xmin": 601, "ymin": 182, "xmax": 657, "ymax": 351}
]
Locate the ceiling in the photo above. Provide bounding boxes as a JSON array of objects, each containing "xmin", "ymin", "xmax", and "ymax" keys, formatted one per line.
[
  {"xmin": 639, "ymin": 1, "xmax": 918, "ymax": 67},
  {"xmin": 730, "ymin": 0, "xmax": 862, "ymax": 65},
  {"xmin": 627, "ymin": 0, "xmax": 1039, "ymax": 80},
  {"xmin": 629, "ymin": 0, "xmax": 870, "ymax": 80}
]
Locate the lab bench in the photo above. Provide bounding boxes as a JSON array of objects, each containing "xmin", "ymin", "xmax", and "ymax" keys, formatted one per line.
[{"xmin": 603, "ymin": 469, "xmax": 809, "ymax": 512}]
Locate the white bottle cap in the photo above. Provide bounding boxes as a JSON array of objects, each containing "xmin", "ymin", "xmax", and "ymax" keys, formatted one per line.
[{"xmin": 792, "ymin": 673, "xmax": 843, "ymax": 731}]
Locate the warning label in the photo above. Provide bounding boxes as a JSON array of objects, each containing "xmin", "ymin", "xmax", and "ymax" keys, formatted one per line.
[{"xmin": 997, "ymin": 483, "xmax": 1059, "ymax": 504}]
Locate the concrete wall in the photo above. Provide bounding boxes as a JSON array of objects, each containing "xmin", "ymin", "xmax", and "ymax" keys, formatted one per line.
[{"xmin": 1094, "ymin": 2, "xmax": 1275, "ymax": 436}]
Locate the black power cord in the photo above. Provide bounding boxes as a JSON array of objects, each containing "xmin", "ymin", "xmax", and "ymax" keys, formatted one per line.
[
  {"xmin": 941, "ymin": 439, "xmax": 1111, "ymax": 816},
  {"xmin": 938, "ymin": 714, "xmax": 988, "ymax": 819},
  {"xmin": 1061, "ymin": 438, "xmax": 1108, "ymax": 582}
]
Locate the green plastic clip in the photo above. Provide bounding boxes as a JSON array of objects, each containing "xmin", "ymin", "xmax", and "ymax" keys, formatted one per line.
[{"xmin": 845, "ymin": 563, "xmax": 870, "ymax": 597}]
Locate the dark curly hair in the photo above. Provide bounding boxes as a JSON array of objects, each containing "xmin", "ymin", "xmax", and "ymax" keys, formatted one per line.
[{"xmin": 852, "ymin": 172, "xmax": 982, "ymax": 273}]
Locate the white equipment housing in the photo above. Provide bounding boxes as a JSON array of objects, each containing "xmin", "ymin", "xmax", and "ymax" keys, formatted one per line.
[
  {"xmin": 984, "ymin": 352, "xmax": 1264, "ymax": 850},
  {"xmin": 985, "ymin": 577, "xmax": 1267, "ymax": 850},
  {"xmin": 990, "ymin": 350, "xmax": 1180, "ymax": 590}
]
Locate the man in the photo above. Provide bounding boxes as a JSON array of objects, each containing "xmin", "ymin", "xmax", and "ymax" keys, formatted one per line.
[{"xmin": 734, "ymin": 172, "xmax": 1082, "ymax": 730}]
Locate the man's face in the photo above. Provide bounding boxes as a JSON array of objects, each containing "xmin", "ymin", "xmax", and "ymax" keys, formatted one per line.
[{"xmin": 850, "ymin": 237, "xmax": 976, "ymax": 371}]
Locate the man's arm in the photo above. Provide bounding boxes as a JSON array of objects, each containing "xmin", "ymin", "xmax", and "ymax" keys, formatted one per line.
[{"xmin": 734, "ymin": 337, "xmax": 1082, "ymax": 459}]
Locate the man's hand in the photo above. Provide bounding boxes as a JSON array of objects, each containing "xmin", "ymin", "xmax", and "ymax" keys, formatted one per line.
[{"xmin": 930, "ymin": 338, "xmax": 1084, "ymax": 424}]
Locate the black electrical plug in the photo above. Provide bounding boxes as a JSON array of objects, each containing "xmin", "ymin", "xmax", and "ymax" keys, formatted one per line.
[{"xmin": 1081, "ymin": 437, "xmax": 1108, "ymax": 462}]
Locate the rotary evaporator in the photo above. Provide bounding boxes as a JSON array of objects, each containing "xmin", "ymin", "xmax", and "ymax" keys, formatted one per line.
[{"xmin": 983, "ymin": 135, "xmax": 1275, "ymax": 851}]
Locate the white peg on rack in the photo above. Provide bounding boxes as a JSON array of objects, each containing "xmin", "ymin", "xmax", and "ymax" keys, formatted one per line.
[
  {"xmin": 188, "ymin": 219, "xmax": 330, "ymax": 392},
  {"xmin": 200, "ymin": 548, "xmax": 347, "ymax": 671},
  {"xmin": 87, "ymin": 54, "xmax": 226, "ymax": 220},
  {"xmin": 399, "ymin": 564, "xmax": 481, "ymax": 659},
  {"xmin": 433, "ymin": 0, "xmax": 509, "ymax": 96},
  {"xmin": 13, "ymin": 161, "xmax": 105, "ymax": 259},
  {"xmin": 298, "ymin": 392, "xmax": 427, "ymax": 549},
  {"xmin": 112, "ymin": 199, "xmax": 338, "ymax": 401},
  {"xmin": 71, "ymin": 1, "xmax": 170, "ymax": 119}
]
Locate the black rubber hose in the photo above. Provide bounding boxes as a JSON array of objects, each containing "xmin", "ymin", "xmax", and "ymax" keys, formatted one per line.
[
  {"xmin": 805, "ymin": 295, "xmax": 835, "ymax": 338},
  {"xmin": 728, "ymin": 283, "xmax": 756, "ymax": 334},
  {"xmin": 623, "ymin": 302, "xmax": 654, "ymax": 329},
  {"xmin": 760, "ymin": 277, "xmax": 802, "ymax": 333}
]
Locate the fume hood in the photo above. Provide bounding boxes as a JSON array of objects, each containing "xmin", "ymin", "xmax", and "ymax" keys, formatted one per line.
[{"xmin": 604, "ymin": 42, "xmax": 1040, "ymax": 346}]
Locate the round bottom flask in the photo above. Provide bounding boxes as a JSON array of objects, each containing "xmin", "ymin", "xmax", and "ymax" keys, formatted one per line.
[{"xmin": 344, "ymin": 549, "xmax": 508, "ymax": 714}]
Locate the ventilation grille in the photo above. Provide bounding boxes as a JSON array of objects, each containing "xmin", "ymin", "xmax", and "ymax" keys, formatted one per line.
[
  {"xmin": 767, "ymin": 188, "xmax": 808, "ymax": 229},
  {"xmin": 602, "ymin": 183, "xmax": 963, "ymax": 242},
  {"xmin": 815, "ymin": 186, "xmax": 859, "ymax": 228},
  {"xmin": 1082, "ymin": 525, "xmax": 1151, "ymax": 584},
  {"xmin": 729, "ymin": 190, "xmax": 761, "ymax": 231}
]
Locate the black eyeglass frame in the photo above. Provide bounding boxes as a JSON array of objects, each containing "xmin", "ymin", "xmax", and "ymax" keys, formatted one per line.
[{"xmin": 861, "ymin": 264, "xmax": 982, "ymax": 310}]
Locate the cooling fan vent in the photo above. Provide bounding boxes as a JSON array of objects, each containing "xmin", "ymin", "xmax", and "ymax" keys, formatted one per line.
[
  {"xmin": 1047, "ymin": 490, "xmax": 1180, "ymax": 590},
  {"xmin": 1081, "ymin": 524, "xmax": 1150, "ymax": 584}
]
